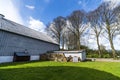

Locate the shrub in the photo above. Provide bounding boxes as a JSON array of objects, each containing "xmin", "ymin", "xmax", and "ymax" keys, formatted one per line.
[
  {"xmin": 86, "ymin": 49, "xmax": 112, "ymax": 58},
  {"xmin": 102, "ymin": 54, "xmax": 111, "ymax": 58}
]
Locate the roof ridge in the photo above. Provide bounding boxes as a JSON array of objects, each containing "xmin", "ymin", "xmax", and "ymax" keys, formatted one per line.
[{"xmin": 0, "ymin": 18, "xmax": 58, "ymax": 45}]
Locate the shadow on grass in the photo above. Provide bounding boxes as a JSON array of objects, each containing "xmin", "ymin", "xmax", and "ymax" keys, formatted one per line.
[{"xmin": 0, "ymin": 66, "xmax": 120, "ymax": 80}]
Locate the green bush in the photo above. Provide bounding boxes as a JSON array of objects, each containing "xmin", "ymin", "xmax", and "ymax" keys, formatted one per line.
[
  {"xmin": 102, "ymin": 54, "xmax": 111, "ymax": 58},
  {"xmin": 86, "ymin": 49, "xmax": 112, "ymax": 58},
  {"xmin": 87, "ymin": 54, "xmax": 99, "ymax": 58}
]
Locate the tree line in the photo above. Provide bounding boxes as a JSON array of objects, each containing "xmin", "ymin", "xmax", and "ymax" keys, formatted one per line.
[{"xmin": 46, "ymin": 1, "xmax": 120, "ymax": 58}]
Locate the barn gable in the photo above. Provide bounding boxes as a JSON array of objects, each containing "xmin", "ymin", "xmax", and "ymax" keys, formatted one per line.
[
  {"xmin": 0, "ymin": 14, "xmax": 59, "ymax": 63},
  {"xmin": 0, "ymin": 16, "xmax": 58, "ymax": 45}
]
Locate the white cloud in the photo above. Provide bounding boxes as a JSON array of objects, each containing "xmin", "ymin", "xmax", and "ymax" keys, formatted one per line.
[
  {"xmin": 104, "ymin": 0, "xmax": 120, "ymax": 3},
  {"xmin": 78, "ymin": 1, "xmax": 82, "ymax": 5},
  {"xmin": 28, "ymin": 16, "xmax": 46, "ymax": 32},
  {"xmin": 103, "ymin": 0, "xmax": 120, "ymax": 7},
  {"xmin": 114, "ymin": 35, "xmax": 120, "ymax": 50},
  {"xmin": 0, "ymin": 0, "xmax": 23, "ymax": 25},
  {"xmin": 25, "ymin": 5, "xmax": 35, "ymax": 10},
  {"xmin": 84, "ymin": 27, "xmax": 120, "ymax": 50}
]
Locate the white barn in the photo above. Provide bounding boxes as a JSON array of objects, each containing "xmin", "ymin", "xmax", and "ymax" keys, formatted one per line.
[{"xmin": 0, "ymin": 14, "xmax": 59, "ymax": 63}]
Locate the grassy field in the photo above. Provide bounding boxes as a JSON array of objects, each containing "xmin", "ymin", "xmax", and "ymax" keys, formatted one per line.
[{"xmin": 0, "ymin": 61, "xmax": 120, "ymax": 80}]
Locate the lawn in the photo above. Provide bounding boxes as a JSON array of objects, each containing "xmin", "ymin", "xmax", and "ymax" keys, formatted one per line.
[{"xmin": 0, "ymin": 61, "xmax": 120, "ymax": 80}]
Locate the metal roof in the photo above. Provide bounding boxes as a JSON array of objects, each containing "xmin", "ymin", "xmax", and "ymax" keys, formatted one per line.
[
  {"xmin": 54, "ymin": 50, "xmax": 85, "ymax": 53},
  {"xmin": 0, "ymin": 18, "xmax": 58, "ymax": 45}
]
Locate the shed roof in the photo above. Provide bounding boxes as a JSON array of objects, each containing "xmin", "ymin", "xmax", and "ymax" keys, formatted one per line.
[
  {"xmin": 0, "ymin": 18, "xmax": 58, "ymax": 45},
  {"xmin": 54, "ymin": 50, "xmax": 85, "ymax": 53}
]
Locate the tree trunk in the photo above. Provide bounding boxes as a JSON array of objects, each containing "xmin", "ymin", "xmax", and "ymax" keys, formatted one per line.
[
  {"xmin": 108, "ymin": 34, "xmax": 116, "ymax": 58},
  {"xmin": 59, "ymin": 33, "xmax": 61, "ymax": 50},
  {"xmin": 62, "ymin": 36, "xmax": 64, "ymax": 50},
  {"xmin": 107, "ymin": 27, "xmax": 116, "ymax": 58},
  {"xmin": 74, "ymin": 33, "xmax": 76, "ymax": 49},
  {"xmin": 77, "ymin": 35, "xmax": 81, "ymax": 50},
  {"xmin": 74, "ymin": 33, "xmax": 77, "ymax": 50},
  {"xmin": 96, "ymin": 35, "xmax": 101, "ymax": 57}
]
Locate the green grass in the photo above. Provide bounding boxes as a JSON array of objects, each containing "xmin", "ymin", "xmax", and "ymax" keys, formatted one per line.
[{"xmin": 0, "ymin": 61, "xmax": 120, "ymax": 80}]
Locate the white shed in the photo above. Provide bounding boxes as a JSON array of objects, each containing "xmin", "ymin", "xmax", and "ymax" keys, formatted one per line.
[{"xmin": 54, "ymin": 50, "xmax": 86, "ymax": 61}]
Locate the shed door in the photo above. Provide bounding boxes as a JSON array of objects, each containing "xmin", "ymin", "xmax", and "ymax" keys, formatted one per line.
[{"xmin": 73, "ymin": 56, "xmax": 78, "ymax": 62}]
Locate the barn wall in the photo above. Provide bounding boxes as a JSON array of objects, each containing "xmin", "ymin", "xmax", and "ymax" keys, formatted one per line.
[
  {"xmin": 0, "ymin": 30, "xmax": 59, "ymax": 56},
  {"xmin": 0, "ymin": 56, "xmax": 13, "ymax": 63}
]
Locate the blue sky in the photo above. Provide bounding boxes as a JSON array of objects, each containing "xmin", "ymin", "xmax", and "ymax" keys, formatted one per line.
[
  {"xmin": 0, "ymin": 0, "xmax": 120, "ymax": 50},
  {"xmin": 0, "ymin": 0, "xmax": 119, "ymax": 30},
  {"xmin": 15, "ymin": 0, "xmax": 103, "ymax": 25}
]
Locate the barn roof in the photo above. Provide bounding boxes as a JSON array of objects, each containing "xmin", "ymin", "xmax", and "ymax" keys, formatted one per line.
[{"xmin": 0, "ymin": 17, "xmax": 58, "ymax": 45}]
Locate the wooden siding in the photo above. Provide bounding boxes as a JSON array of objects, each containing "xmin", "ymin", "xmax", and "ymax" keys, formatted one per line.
[{"xmin": 0, "ymin": 30, "xmax": 59, "ymax": 56}]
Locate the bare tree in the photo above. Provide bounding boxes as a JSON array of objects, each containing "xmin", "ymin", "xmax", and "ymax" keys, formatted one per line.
[
  {"xmin": 100, "ymin": 44, "xmax": 106, "ymax": 51},
  {"xmin": 98, "ymin": 2, "xmax": 120, "ymax": 58},
  {"xmin": 67, "ymin": 10, "xmax": 87, "ymax": 50},
  {"xmin": 47, "ymin": 16, "xmax": 66, "ymax": 49},
  {"xmin": 87, "ymin": 9, "xmax": 103, "ymax": 57},
  {"xmin": 114, "ymin": 5, "xmax": 120, "ymax": 32}
]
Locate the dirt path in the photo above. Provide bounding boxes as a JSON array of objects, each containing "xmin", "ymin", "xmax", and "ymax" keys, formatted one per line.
[{"xmin": 87, "ymin": 58, "xmax": 120, "ymax": 62}]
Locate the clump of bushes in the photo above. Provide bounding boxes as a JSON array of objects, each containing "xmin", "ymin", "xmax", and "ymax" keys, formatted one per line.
[{"xmin": 86, "ymin": 49, "xmax": 112, "ymax": 58}]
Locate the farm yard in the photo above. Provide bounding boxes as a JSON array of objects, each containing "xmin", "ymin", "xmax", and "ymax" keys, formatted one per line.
[
  {"xmin": 0, "ymin": 0, "xmax": 120, "ymax": 80},
  {"xmin": 0, "ymin": 61, "xmax": 120, "ymax": 80}
]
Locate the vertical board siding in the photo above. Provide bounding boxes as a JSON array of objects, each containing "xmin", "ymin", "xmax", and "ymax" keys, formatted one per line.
[{"xmin": 0, "ymin": 30, "xmax": 59, "ymax": 56}]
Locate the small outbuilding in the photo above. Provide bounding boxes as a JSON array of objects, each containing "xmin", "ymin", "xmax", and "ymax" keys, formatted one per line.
[
  {"xmin": 54, "ymin": 50, "xmax": 86, "ymax": 62},
  {"xmin": 0, "ymin": 14, "xmax": 59, "ymax": 63}
]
